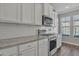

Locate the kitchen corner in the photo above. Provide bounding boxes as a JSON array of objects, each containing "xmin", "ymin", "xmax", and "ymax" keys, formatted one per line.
[{"xmin": 0, "ymin": 3, "xmax": 62, "ymax": 56}]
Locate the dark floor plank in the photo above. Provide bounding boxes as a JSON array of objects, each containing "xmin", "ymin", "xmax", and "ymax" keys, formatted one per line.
[{"xmin": 53, "ymin": 42, "xmax": 79, "ymax": 56}]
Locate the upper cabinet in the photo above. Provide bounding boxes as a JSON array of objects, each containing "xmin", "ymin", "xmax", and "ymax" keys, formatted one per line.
[
  {"xmin": 0, "ymin": 3, "xmax": 43, "ymax": 25},
  {"xmin": 35, "ymin": 3, "xmax": 43, "ymax": 25},
  {"xmin": 21, "ymin": 3, "xmax": 43, "ymax": 25},
  {"xmin": 54, "ymin": 12, "xmax": 59, "ymax": 33},
  {"xmin": 43, "ymin": 4, "xmax": 55, "ymax": 18},
  {"xmin": 21, "ymin": 3, "xmax": 35, "ymax": 25},
  {"xmin": 0, "ymin": 3, "xmax": 56, "ymax": 26},
  {"xmin": 0, "ymin": 3, "xmax": 20, "ymax": 23},
  {"xmin": 43, "ymin": 4, "xmax": 50, "ymax": 17},
  {"xmin": 49, "ymin": 5, "xmax": 55, "ymax": 19}
]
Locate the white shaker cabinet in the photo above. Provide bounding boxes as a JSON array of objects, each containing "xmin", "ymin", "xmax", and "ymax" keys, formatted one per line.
[
  {"xmin": 0, "ymin": 3, "xmax": 20, "ymax": 23},
  {"xmin": 38, "ymin": 39, "xmax": 48, "ymax": 56},
  {"xmin": 19, "ymin": 41, "xmax": 37, "ymax": 56},
  {"xmin": 43, "ymin": 4, "xmax": 54, "ymax": 18},
  {"xmin": 0, "ymin": 3, "xmax": 42, "ymax": 25},
  {"xmin": 49, "ymin": 5, "xmax": 54, "ymax": 19},
  {"xmin": 35, "ymin": 3, "xmax": 42, "ymax": 25},
  {"xmin": 43, "ymin": 4, "xmax": 50, "ymax": 17},
  {"xmin": 0, "ymin": 46, "xmax": 18, "ymax": 56},
  {"xmin": 21, "ymin": 3, "xmax": 35, "ymax": 25},
  {"xmin": 54, "ymin": 12, "xmax": 58, "ymax": 26},
  {"xmin": 53, "ymin": 12, "xmax": 58, "ymax": 33},
  {"xmin": 57, "ymin": 34, "xmax": 62, "ymax": 49},
  {"xmin": 20, "ymin": 48, "xmax": 37, "ymax": 56}
]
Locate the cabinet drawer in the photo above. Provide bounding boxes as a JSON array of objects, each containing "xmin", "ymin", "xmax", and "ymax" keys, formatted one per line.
[
  {"xmin": 20, "ymin": 48, "xmax": 37, "ymax": 56},
  {"xmin": 0, "ymin": 46, "xmax": 18, "ymax": 56},
  {"xmin": 19, "ymin": 41, "xmax": 37, "ymax": 51}
]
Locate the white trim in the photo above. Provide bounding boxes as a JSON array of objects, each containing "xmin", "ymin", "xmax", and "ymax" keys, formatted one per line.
[{"xmin": 62, "ymin": 41, "xmax": 79, "ymax": 47}]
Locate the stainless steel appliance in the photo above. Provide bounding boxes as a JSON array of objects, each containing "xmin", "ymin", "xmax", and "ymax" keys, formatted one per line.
[
  {"xmin": 50, "ymin": 37, "xmax": 56, "ymax": 52},
  {"xmin": 49, "ymin": 35, "xmax": 57, "ymax": 56},
  {"xmin": 42, "ymin": 15, "xmax": 53, "ymax": 26}
]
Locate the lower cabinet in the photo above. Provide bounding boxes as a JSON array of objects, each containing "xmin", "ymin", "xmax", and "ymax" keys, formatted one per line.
[
  {"xmin": 0, "ymin": 41, "xmax": 37, "ymax": 56},
  {"xmin": 38, "ymin": 39, "xmax": 49, "ymax": 56},
  {"xmin": 57, "ymin": 34, "xmax": 62, "ymax": 49},
  {"xmin": 0, "ymin": 46, "xmax": 18, "ymax": 56},
  {"xmin": 20, "ymin": 48, "xmax": 37, "ymax": 56},
  {"xmin": 19, "ymin": 41, "xmax": 37, "ymax": 56},
  {"xmin": 0, "ymin": 39, "xmax": 49, "ymax": 56}
]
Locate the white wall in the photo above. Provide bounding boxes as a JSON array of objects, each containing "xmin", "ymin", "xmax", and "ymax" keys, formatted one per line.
[{"xmin": 0, "ymin": 23, "xmax": 40, "ymax": 40}]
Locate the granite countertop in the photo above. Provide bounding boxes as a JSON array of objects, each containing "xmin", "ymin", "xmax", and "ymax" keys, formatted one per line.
[{"xmin": 0, "ymin": 35, "xmax": 47, "ymax": 49}]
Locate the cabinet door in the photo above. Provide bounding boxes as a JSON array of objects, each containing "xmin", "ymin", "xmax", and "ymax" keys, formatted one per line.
[
  {"xmin": 19, "ymin": 41, "xmax": 37, "ymax": 56},
  {"xmin": 54, "ymin": 12, "xmax": 58, "ymax": 26},
  {"xmin": 53, "ymin": 12, "xmax": 58, "ymax": 33},
  {"xmin": 35, "ymin": 3, "xmax": 42, "ymax": 25},
  {"xmin": 0, "ymin": 3, "xmax": 20, "ymax": 23},
  {"xmin": 0, "ymin": 46, "xmax": 18, "ymax": 56},
  {"xmin": 38, "ymin": 39, "xmax": 48, "ymax": 56},
  {"xmin": 21, "ymin": 3, "xmax": 35, "ymax": 24},
  {"xmin": 19, "ymin": 41, "xmax": 37, "ymax": 51},
  {"xmin": 39, "ymin": 44, "xmax": 48, "ymax": 56},
  {"xmin": 57, "ymin": 34, "xmax": 62, "ymax": 48},
  {"xmin": 43, "ymin": 4, "xmax": 49, "ymax": 17},
  {"xmin": 21, "ymin": 48, "xmax": 37, "ymax": 56},
  {"xmin": 49, "ymin": 5, "xmax": 54, "ymax": 19}
]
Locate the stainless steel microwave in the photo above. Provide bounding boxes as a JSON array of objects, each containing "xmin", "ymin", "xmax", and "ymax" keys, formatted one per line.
[{"xmin": 42, "ymin": 15, "xmax": 53, "ymax": 26}]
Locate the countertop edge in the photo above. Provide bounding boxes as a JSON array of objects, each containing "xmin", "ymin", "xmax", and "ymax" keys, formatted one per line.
[{"xmin": 0, "ymin": 35, "xmax": 47, "ymax": 49}]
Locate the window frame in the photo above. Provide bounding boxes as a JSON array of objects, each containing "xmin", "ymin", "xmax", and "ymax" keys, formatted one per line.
[
  {"xmin": 73, "ymin": 15, "xmax": 79, "ymax": 37},
  {"xmin": 61, "ymin": 16, "xmax": 71, "ymax": 36}
]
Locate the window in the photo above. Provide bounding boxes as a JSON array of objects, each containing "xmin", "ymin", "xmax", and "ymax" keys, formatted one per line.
[
  {"xmin": 73, "ymin": 15, "xmax": 79, "ymax": 37},
  {"xmin": 61, "ymin": 16, "xmax": 70, "ymax": 36}
]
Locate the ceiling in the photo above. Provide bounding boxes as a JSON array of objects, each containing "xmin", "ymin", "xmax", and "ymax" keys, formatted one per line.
[{"xmin": 52, "ymin": 3, "xmax": 79, "ymax": 14}]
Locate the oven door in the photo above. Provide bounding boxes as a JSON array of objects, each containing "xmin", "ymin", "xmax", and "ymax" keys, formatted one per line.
[{"xmin": 50, "ymin": 39, "xmax": 56, "ymax": 51}]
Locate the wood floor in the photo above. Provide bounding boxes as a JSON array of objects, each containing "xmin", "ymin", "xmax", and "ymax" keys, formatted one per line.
[{"xmin": 53, "ymin": 43, "xmax": 79, "ymax": 56}]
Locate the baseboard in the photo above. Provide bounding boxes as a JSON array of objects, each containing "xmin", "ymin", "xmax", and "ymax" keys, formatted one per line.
[{"xmin": 62, "ymin": 41, "xmax": 79, "ymax": 47}]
